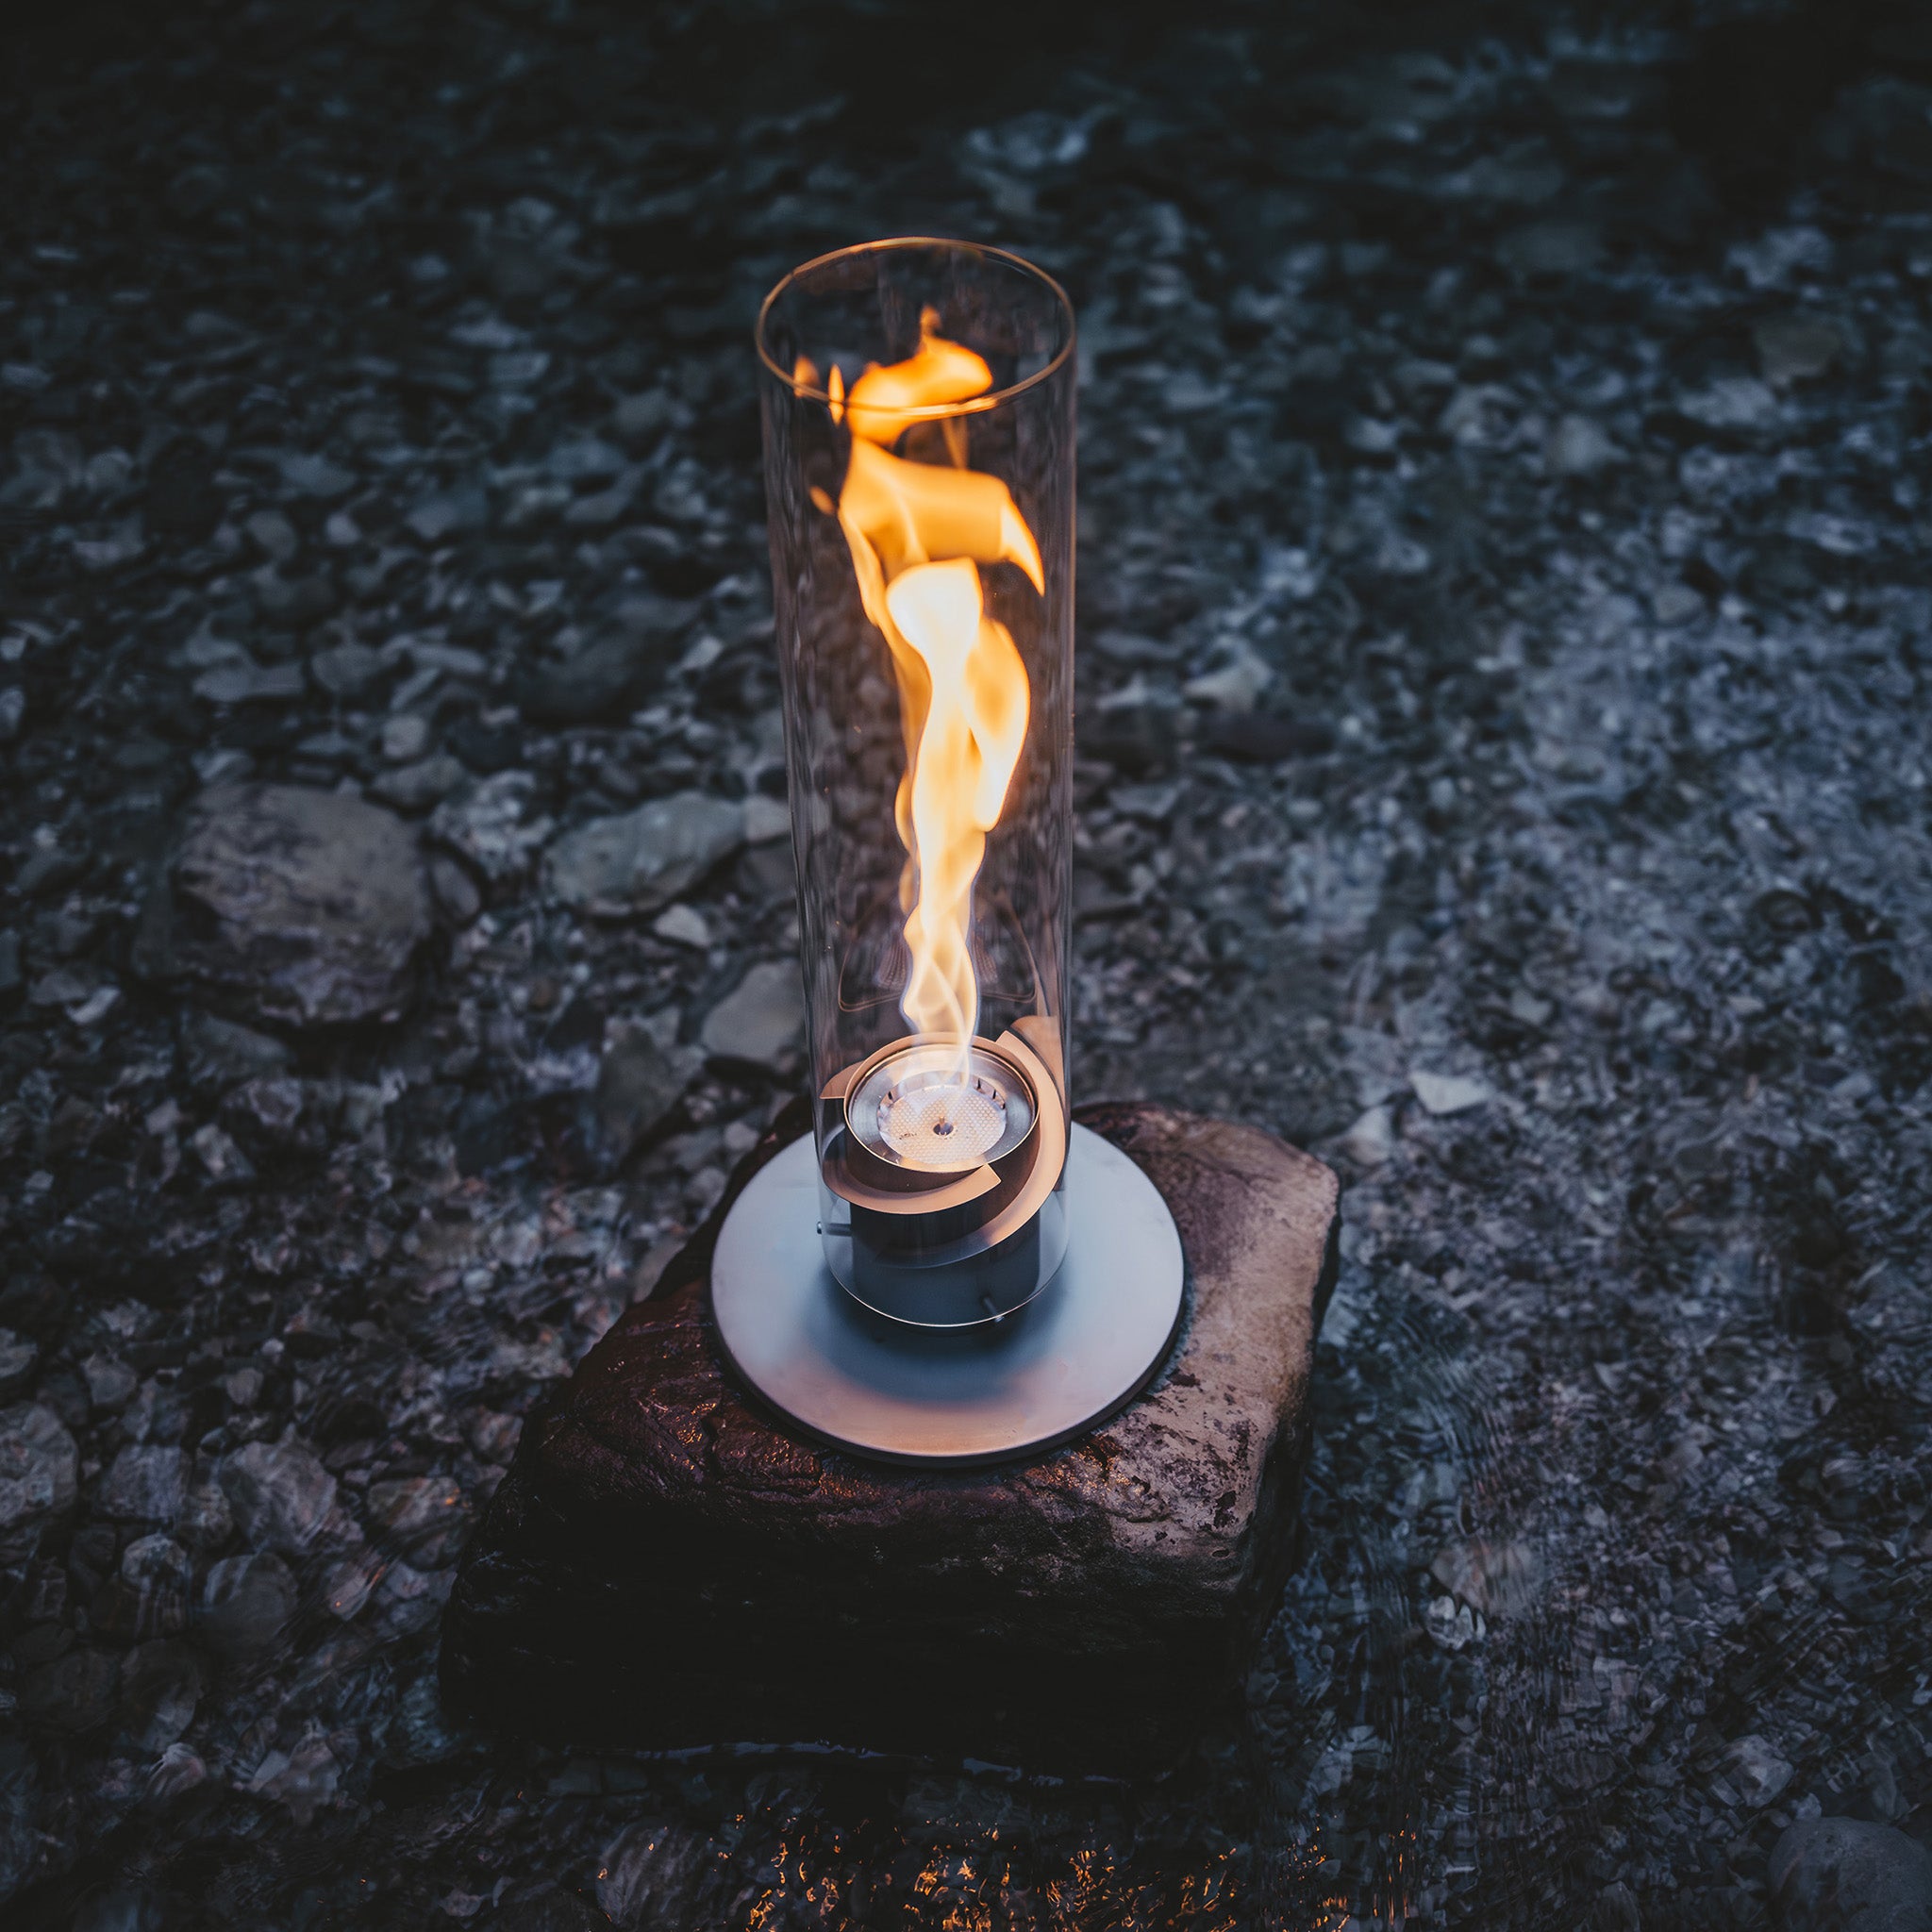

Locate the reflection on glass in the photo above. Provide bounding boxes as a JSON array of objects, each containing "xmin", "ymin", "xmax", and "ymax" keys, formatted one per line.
[{"xmin": 758, "ymin": 240, "xmax": 1076, "ymax": 1326}]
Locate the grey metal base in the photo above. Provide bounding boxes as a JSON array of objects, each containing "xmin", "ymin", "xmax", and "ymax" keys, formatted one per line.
[{"xmin": 711, "ymin": 1123, "xmax": 1187, "ymax": 1467}]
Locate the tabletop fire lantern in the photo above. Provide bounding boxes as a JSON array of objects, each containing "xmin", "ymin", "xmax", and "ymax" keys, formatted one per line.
[
  {"xmin": 712, "ymin": 239, "xmax": 1184, "ymax": 1465},
  {"xmin": 441, "ymin": 240, "xmax": 1338, "ymax": 1758}
]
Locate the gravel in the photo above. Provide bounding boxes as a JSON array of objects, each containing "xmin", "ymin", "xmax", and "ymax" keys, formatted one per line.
[{"xmin": 0, "ymin": 0, "xmax": 1928, "ymax": 1925}]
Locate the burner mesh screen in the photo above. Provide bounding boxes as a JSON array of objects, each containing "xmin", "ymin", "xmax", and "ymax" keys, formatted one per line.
[{"xmin": 876, "ymin": 1081, "xmax": 1007, "ymax": 1163}]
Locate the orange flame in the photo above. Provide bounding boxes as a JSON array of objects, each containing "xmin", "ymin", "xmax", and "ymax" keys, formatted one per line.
[{"xmin": 823, "ymin": 308, "xmax": 1042, "ymax": 1063}]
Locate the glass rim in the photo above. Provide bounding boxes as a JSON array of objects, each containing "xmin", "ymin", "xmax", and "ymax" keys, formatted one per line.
[{"xmin": 754, "ymin": 235, "xmax": 1076, "ymax": 423}]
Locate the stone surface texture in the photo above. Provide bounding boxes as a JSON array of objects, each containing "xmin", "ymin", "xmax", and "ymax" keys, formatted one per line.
[
  {"xmin": 0, "ymin": 1404, "xmax": 78, "ymax": 1565},
  {"xmin": 133, "ymin": 783, "xmax": 431, "ymax": 1028},
  {"xmin": 695, "ymin": 958, "xmax": 805, "ymax": 1070},
  {"xmin": 1769, "ymin": 1819, "xmax": 1932, "ymax": 1932},
  {"xmin": 442, "ymin": 1101, "xmax": 1339, "ymax": 1766},
  {"xmin": 542, "ymin": 789, "xmax": 744, "ymax": 915}
]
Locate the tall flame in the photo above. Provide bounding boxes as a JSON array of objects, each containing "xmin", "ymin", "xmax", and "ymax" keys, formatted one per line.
[{"xmin": 822, "ymin": 308, "xmax": 1042, "ymax": 1067}]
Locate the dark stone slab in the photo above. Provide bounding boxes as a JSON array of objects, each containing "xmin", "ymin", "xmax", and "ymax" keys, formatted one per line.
[{"xmin": 441, "ymin": 1102, "xmax": 1339, "ymax": 1772}]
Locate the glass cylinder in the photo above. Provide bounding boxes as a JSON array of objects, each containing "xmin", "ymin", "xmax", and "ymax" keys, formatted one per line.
[{"xmin": 757, "ymin": 239, "xmax": 1076, "ymax": 1328}]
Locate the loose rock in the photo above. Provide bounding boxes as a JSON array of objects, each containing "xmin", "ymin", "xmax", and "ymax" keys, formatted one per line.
[
  {"xmin": 0, "ymin": 1404, "xmax": 78, "ymax": 1563},
  {"xmin": 380, "ymin": 714, "xmax": 431, "ymax": 763},
  {"xmin": 143, "ymin": 1745, "xmax": 208, "ymax": 1808},
  {"xmin": 1545, "ymin": 413, "xmax": 1621, "ymax": 477},
  {"xmin": 80, "ymin": 1352, "xmax": 137, "ymax": 1410},
  {"xmin": 197, "ymin": 1552, "xmax": 297, "ymax": 1659},
  {"xmin": 651, "ymin": 902, "xmax": 710, "ymax": 948},
  {"xmin": 193, "ymin": 660, "xmax": 307, "ymax": 706},
  {"xmin": 1410, "ymin": 1070, "xmax": 1491, "ymax": 1116},
  {"xmin": 698, "ymin": 960, "xmax": 805, "ymax": 1070},
  {"xmin": 115, "ymin": 1535, "xmax": 194, "ymax": 1639},
  {"xmin": 221, "ymin": 1075, "xmax": 310, "ymax": 1156},
  {"xmin": 308, "ymin": 641, "xmax": 384, "ymax": 701},
  {"xmin": 1678, "ymin": 375, "xmax": 1782, "ymax": 435},
  {"xmin": 544, "ymin": 791, "xmax": 743, "ymax": 916},
  {"xmin": 190, "ymin": 1122, "xmax": 255, "ymax": 1185},
  {"xmin": 220, "ymin": 1440, "xmax": 338, "ymax": 1555},
  {"xmin": 1724, "ymin": 1734, "xmax": 1795, "ymax": 1807},
  {"xmin": 741, "ymin": 793, "xmax": 791, "ymax": 843},
  {"xmin": 180, "ymin": 1009, "xmax": 293, "ymax": 1093},
  {"xmin": 427, "ymin": 852, "xmax": 482, "ymax": 926},
  {"xmin": 1755, "ymin": 314, "xmax": 1843, "ymax": 386},
  {"xmin": 369, "ymin": 753, "xmax": 466, "ymax": 812},
  {"xmin": 245, "ymin": 1724, "xmax": 341, "ymax": 1826},
  {"xmin": 364, "ymin": 1475, "xmax": 469, "ymax": 1566},
  {"xmin": 593, "ymin": 1029, "xmax": 691, "ymax": 1165},
  {"xmin": 134, "ymin": 785, "xmax": 431, "ymax": 1028},
  {"xmin": 97, "ymin": 1445, "xmax": 188, "ymax": 1524},
  {"xmin": 428, "ymin": 772, "xmax": 553, "ymax": 888},
  {"xmin": 512, "ymin": 598, "xmax": 694, "ymax": 725},
  {"xmin": 1338, "ymin": 1104, "xmax": 1395, "ymax": 1166},
  {"xmin": 0, "ymin": 1334, "xmax": 36, "ymax": 1400},
  {"xmin": 175, "ymin": 1482, "xmax": 234, "ymax": 1554},
  {"xmin": 1768, "ymin": 1818, "xmax": 1932, "ymax": 1932}
]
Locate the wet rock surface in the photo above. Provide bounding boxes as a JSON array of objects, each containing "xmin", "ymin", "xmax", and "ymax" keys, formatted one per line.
[
  {"xmin": 442, "ymin": 1101, "xmax": 1337, "ymax": 1769},
  {"xmin": 1769, "ymin": 1819, "xmax": 1932, "ymax": 1931},
  {"xmin": 1, "ymin": 0, "xmax": 1930, "ymax": 1926},
  {"xmin": 696, "ymin": 958, "xmax": 804, "ymax": 1072}
]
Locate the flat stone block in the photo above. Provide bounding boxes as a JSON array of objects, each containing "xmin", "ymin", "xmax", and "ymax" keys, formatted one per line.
[{"xmin": 441, "ymin": 1102, "xmax": 1338, "ymax": 1771}]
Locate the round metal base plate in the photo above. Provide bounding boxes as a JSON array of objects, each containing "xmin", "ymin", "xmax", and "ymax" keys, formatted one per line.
[{"xmin": 711, "ymin": 1124, "xmax": 1186, "ymax": 1467}]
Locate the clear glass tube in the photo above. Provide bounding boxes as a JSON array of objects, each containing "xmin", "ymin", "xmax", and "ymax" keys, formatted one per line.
[{"xmin": 757, "ymin": 240, "xmax": 1076, "ymax": 1327}]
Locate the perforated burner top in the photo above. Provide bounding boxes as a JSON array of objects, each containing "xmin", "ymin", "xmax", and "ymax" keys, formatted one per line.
[
  {"xmin": 876, "ymin": 1074, "xmax": 1007, "ymax": 1163},
  {"xmin": 846, "ymin": 1039, "xmax": 1035, "ymax": 1172}
]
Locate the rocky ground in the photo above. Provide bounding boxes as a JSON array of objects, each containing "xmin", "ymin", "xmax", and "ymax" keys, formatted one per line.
[{"xmin": 3, "ymin": 0, "xmax": 1931, "ymax": 1925}]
